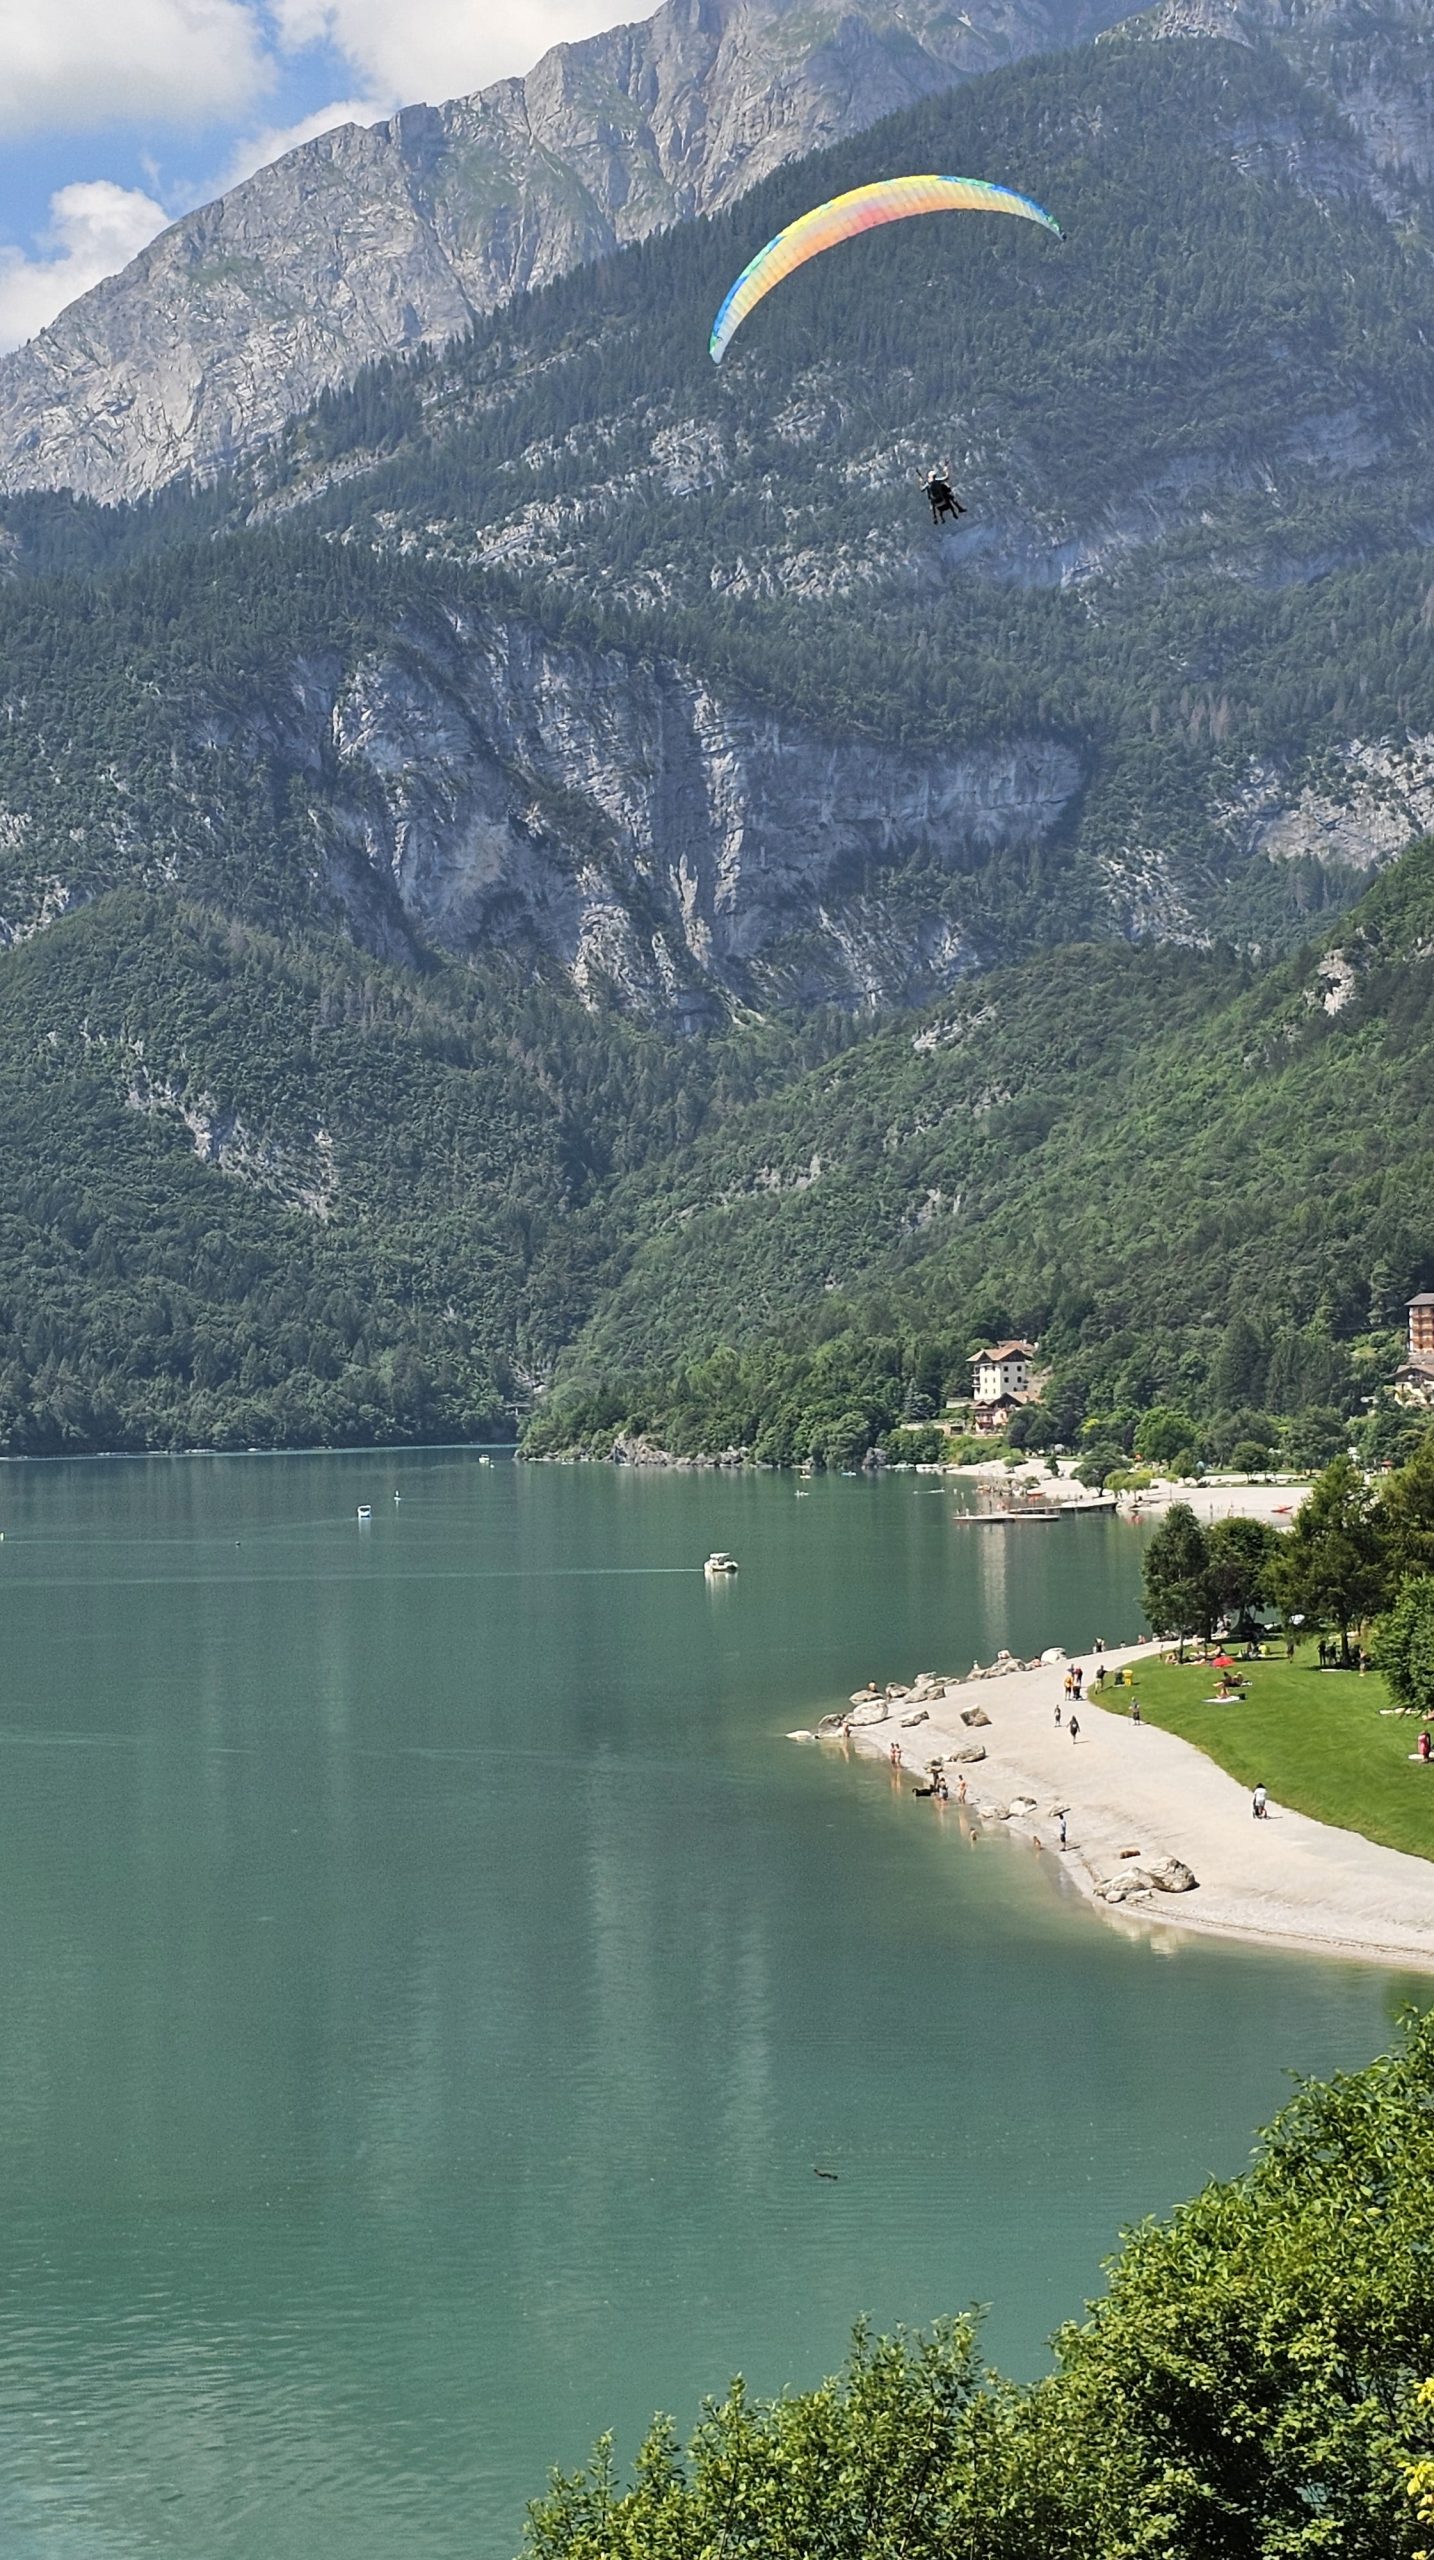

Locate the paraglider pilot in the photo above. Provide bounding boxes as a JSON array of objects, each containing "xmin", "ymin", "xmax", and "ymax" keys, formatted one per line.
[{"xmin": 925, "ymin": 469, "xmax": 965, "ymax": 528}]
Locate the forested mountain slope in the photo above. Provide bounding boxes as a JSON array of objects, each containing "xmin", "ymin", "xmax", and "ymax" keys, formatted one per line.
[
  {"xmin": 9, "ymin": 27, "xmax": 1434, "ymax": 1004},
  {"xmin": 0, "ymin": 881, "xmax": 849, "ymax": 1452},
  {"xmin": 0, "ymin": 11, "xmax": 1432, "ymax": 1452},
  {"xmin": 525, "ymin": 837, "xmax": 1434, "ymax": 1463},
  {"xmin": 0, "ymin": 0, "xmax": 1135, "ymax": 504}
]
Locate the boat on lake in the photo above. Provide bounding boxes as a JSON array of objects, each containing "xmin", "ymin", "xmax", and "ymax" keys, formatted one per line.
[
  {"xmin": 704, "ymin": 1551, "xmax": 739, "ymax": 1576},
  {"xmin": 356, "ymin": 1505, "xmax": 372, "ymax": 1522}
]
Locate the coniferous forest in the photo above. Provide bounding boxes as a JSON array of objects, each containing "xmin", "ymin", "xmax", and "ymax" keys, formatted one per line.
[{"xmin": 2, "ymin": 24, "xmax": 1434, "ymax": 1457}]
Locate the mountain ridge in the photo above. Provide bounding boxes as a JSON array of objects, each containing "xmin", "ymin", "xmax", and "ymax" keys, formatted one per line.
[
  {"xmin": 0, "ymin": 0, "xmax": 1136, "ymax": 504},
  {"xmin": 7, "ymin": 26, "xmax": 1434, "ymax": 1020}
]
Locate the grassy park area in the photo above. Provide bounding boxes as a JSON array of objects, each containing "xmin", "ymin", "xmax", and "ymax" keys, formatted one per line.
[{"xmin": 1112, "ymin": 1647, "xmax": 1434, "ymax": 1862}]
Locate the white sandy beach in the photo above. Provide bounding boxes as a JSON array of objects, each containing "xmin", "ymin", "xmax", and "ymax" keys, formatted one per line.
[{"xmin": 810, "ymin": 1642, "xmax": 1434, "ymax": 1971}]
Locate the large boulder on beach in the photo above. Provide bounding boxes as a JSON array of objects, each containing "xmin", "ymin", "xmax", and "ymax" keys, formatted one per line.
[
  {"xmin": 1099, "ymin": 1870, "xmax": 1155, "ymax": 1903},
  {"xmin": 900, "ymin": 1708, "xmax": 929, "ymax": 1728},
  {"xmin": 847, "ymin": 1701, "xmax": 889, "ymax": 1728},
  {"xmin": 960, "ymin": 1706, "xmax": 991, "ymax": 1728},
  {"xmin": 1150, "ymin": 1856, "xmax": 1198, "ymax": 1893},
  {"xmin": 952, "ymin": 1742, "xmax": 987, "ymax": 1763}
]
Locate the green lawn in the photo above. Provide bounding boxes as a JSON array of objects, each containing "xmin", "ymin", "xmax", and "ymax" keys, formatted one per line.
[{"xmin": 1107, "ymin": 1648, "xmax": 1434, "ymax": 1862}]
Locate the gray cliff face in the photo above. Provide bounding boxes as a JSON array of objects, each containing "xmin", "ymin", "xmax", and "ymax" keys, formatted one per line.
[
  {"xmin": 0, "ymin": 0, "xmax": 1135, "ymax": 505},
  {"xmin": 1135, "ymin": 0, "xmax": 1434, "ymax": 186},
  {"xmin": 198, "ymin": 613, "xmax": 1081, "ymax": 1015}
]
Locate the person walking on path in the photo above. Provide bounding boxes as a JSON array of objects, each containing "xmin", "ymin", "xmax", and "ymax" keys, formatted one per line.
[
  {"xmin": 1068, "ymin": 1713, "xmax": 1080, "ymax": 1744},
  {"xmin": 1253, "ymin": 1782, "xmax": 1268, "ymax": 1819}
]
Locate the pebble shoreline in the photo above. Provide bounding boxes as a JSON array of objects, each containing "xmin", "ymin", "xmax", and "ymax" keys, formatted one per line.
[{"xmin": 793, "ymin": 1638, "xmax": 1434, "ymax": 1971}]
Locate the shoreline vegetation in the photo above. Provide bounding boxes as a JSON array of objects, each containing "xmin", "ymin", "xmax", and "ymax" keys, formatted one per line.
[{"xmin": 526, "ymin": 2019, "xmax": 1434, "ymax": 2560}]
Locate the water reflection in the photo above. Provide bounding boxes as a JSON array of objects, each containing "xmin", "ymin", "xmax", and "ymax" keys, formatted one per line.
[{"xmin": 0, "ymin": 1453, "xmax": 1418, "ymax": 2559}]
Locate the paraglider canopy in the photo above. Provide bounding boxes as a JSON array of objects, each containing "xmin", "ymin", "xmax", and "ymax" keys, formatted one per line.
[{"xmin": 709, "ymin": 173, "xmax": 1061, "ymax": 365}]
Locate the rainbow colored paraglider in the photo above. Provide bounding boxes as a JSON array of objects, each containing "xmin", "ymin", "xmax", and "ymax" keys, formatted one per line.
[{"xmin": 709, "ymin": 174, "xmax": 1061, "ymax": 364}]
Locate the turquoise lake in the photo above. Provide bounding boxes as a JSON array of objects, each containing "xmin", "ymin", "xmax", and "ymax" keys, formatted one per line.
[{"xmin": 0, "ymin": 1450, "xmax": 1419, "ymax": 2558}]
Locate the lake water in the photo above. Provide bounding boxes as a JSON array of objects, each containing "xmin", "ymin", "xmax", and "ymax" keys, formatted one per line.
[{"xmin": 0, "ymin": 1451, "xmax": 1418, "ymax": 2559}]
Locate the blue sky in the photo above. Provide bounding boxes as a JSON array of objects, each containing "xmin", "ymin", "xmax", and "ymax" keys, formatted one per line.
[{"xmin": 0, "ymin": 0, "xmax": 632, "ymax": 352}]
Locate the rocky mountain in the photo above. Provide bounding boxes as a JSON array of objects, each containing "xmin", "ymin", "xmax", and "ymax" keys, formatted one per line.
[
  {"xmin": 169, "ymin": 20, "xmax": 1434, "ymax": 988},
  {"xmin": 1132, "ymin": 0, "xmax": 1434, "ymax": 189},
  {"xmin": 0, "ymin": 0, "xmax": 1136, "ymax": 506},
  {"xmin": 7, "ymin": 20, "xmax": 1434, "ymax": 1027},
  {"xmin": 220, "ymin": 611, "xmax": 1082, "ymax": 1017},
  {"xmin": 0, "ymin": 540, "xmax": 1081, "ymax": 1016},
  {"xmin": 0, "ymin": 5, "xmax": 1431, "ymax": 1452}
]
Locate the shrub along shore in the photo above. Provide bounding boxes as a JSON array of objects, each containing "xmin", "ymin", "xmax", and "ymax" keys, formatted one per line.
[{"xmin": 524, "ymin": 2017, "xmax": 1434, "ymax": 2560}]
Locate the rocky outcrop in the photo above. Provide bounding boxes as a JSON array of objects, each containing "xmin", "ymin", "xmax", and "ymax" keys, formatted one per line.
[
  {"xmin": 195, "ymin": 609, "xmax": 1082, "ymax": 1016},
  {"xmin": 0, "ymin": 0, "xmax": 1138, "ymax": 503},
  {"xmin": 1150, "ymin": 1854, "xmax": 1198, "ymax": 1891},
  {"xmin": 1133, "ymin": 0, "xmax": 1434, "ymax": 192}
]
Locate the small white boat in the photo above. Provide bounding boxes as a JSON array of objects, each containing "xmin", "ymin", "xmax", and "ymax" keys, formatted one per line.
[
  {"xmin": 704, "ymin": 1551, "xmax": 739, "ymax": 1577},
  {"xmin": 356, "ymin": 1505, "xmax": 372, "ymax": 1522}
]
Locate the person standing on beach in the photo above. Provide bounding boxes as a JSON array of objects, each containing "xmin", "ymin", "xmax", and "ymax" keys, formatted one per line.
[
  {"xmin": 1057, "ymin": 1810, "xmax": 1067, "ymax": 1849},
  {"xmin": 890, "ymin": 1739, "xmax": 902, "ymax": 1770},
  {"xmin": 1069, "ymin": 1713, "xmax": 1080, "ymax": 1744},
  {"xmin": 1054, "ymin": 1699, "xmax": 1062, "ymax": 1726}
]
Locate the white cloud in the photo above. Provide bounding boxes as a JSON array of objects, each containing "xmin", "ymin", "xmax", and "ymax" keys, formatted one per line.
[
  {"xmin": 216, "ymin": 93, "xmax": 390, "ymax": 191},
  {"xmin": 0, "ymin": 0, "xmax": 649, "ymax": 347},
  {"xmin": 272, "ymin": 0, "xmax": 641, "ymax": 107},
  {"xmin": 0, "ymin": 0, "xmax": 269, "ymax": 137},
  {"xmin": 0, "ymin": 181, "xmax": 169, "ymax": 351}
]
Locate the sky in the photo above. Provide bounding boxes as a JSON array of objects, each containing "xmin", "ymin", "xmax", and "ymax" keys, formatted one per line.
[{"xmin": 0, "ymin": 0, "xmax": 640, "ymax": 354}]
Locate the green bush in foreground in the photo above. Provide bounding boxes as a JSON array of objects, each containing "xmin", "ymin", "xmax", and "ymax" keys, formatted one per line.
[{"xmin": 526, "ymin": 2016, "xmax": 1434, "ymax": 2559}]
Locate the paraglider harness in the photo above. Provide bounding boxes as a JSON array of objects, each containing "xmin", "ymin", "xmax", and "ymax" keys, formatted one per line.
[{"xmin": 926, "ymin": 473, "xmax": 965, "ymax": 527}]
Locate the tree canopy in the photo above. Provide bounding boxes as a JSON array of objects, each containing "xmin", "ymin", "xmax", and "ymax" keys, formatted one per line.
[{"xmin": 526, "ymin": 2015, "xmax": 1434, "ymax": 2559}]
